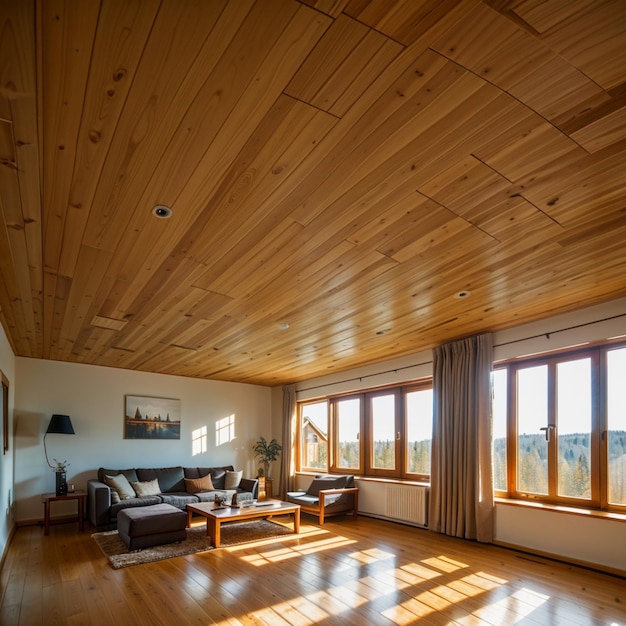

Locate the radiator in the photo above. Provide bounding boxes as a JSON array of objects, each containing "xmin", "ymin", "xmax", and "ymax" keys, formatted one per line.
[{"xmin": 385, "ymin": 485, "xmax": 428, "ymax": 527}]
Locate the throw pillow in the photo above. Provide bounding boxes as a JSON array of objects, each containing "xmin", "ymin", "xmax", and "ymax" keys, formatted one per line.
[
  {"xmin": 184, "ymin": 474, "xmax": 214, "ymax": 494},
  {"xmin": 224, "ymin": 470, "xmax": 243, "ymax": 490},
  {"xmin": 104, "ymin": 473, "xmax": 136, "ymax": 500},
  {"xmin": 130, "ymin": 478, "xmax": 161, "ymax": 497}
]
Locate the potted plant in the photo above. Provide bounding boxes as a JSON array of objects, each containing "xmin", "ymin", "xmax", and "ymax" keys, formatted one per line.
[{"xmin": 253, "ymin": 437, "xmax": 282, "ymax": 479}]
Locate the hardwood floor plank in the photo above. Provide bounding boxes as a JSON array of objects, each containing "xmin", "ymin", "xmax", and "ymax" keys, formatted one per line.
[{"xmin": 2, "ymin": 517, "xmax": 625, "ymax": 625}]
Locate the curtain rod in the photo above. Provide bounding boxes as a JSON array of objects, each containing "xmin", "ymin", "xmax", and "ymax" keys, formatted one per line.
[{"xmin": 297, "ymin": 312, "xmax": 625, "ymax": 394}]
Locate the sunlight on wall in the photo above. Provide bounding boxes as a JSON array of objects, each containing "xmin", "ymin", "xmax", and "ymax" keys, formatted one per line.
[
  {"xmin": 216, "ymin": 414, "xmax": 235, "ymax": 446},
  {"xmin": 192, "ymin": 426, "xmax": 207, "ymax": 456}
]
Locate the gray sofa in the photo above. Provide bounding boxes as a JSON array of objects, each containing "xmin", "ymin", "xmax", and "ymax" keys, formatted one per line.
[{"xmin": 88, "ymin": 465, "xmax": 258, "ymax": 531}]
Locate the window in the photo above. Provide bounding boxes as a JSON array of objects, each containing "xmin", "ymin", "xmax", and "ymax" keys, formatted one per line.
[
  {"xmin": 299, "ymin": 400, "xmax": 328, "ymax": 471},
  {"xmin": 497, "ymin": 342, "xmax": 625, "ymax": 512},
  {"xmin": 297, "ymin": 381, "xmax": 432, "ymax": 480},
  {"xmin": 333, "ymin": 397, "xmax": 362, "ymax": 472}
]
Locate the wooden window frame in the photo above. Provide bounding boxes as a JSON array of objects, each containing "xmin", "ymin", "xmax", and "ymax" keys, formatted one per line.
[{"xmin": 500, "ymin": 340, "xmax": 626, "ymax": 514}]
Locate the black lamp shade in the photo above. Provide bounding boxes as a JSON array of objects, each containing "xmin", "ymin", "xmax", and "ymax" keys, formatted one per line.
[{"xmin": 46, "ymin": 414, "xmax": 75, "ymax": 435}]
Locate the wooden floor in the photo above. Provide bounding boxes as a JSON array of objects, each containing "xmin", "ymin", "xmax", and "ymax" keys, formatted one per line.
[{"xmin": 1, "ymin": 515, "xmax": 625, "ymax": 625}]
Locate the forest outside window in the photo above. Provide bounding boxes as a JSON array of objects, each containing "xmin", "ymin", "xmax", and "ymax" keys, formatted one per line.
[{"xmin": 492, "ymin": 341, "xmax": 626, "ymax": 512}]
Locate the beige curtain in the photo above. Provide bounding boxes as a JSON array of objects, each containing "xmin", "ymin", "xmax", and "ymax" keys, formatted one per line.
[
  {"xmin": 279, "ymin": 383, "xmax": 296, "ymax": 499},
  {"xmin": 429, "ymin": 333, "xmax": 494, "ymax": 543}
]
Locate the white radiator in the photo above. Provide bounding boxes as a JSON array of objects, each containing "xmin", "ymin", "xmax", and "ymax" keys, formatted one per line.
[{"xmin": 385, "ymin": 485, "xmax": 428, "ymax": 527}]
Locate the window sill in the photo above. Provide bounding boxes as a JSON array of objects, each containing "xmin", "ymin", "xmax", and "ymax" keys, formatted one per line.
[{"xmin": 494, "ymin": 497, "xmax": 626, "ymax": 523}]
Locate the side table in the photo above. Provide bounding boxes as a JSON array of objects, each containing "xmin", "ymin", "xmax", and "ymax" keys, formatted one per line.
[{"xmin": 41, "ymin": 491, "xmax": 88, "ymax": 536}]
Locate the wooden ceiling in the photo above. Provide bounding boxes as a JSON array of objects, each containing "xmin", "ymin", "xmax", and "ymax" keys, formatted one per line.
[{"xmin": 1, "ymin": 0, "xmax": 625, "ymax": 387}]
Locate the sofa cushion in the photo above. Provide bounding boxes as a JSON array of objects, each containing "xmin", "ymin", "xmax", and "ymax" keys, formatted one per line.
[
  {"xmin": 110, "ymin": 495, "xmax": 162, "ymax": 518},
  {"xmin": 131, "ymin": 478, "xmax": 161, "ymax": 497},
  {"xmin": 136, "ymin": 467, "xmax": 185, "ymax": 493},
  {"xmin": 98, "ymin": 467, "xmax": 138, "ymax": 483},
  {"xmin": 307, "ymin": 475, "xmax": 348, "ymax": 496},
  {"xmin": 184, "ymin": 474, "xmax": 214, "ymax": 494},
  {"xmin": 208, "ymin": 468, "xmax": 228, "ymax": 490},
  {"xmin": 224, "ymin": 470, "xmax": 243, "ymax": 490},
  {"xmin": 195, "ymin": 490, "xmax": 228, "ymax": 503},
  {"xmin": 104, "ymin": 474, "xmax": 136, "ymax": 501},
  {"xmin": 159, "ymin": 492, "xmax": 200, "ymax": 509}
]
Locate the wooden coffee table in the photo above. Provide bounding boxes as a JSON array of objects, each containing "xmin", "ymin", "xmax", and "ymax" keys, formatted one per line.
[{"xmin": 187, "ymin": 500, "xmax": 300, "ymax": 548}]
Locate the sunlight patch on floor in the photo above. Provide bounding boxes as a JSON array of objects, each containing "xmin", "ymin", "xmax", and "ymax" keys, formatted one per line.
[
  {"xmin": 421, "ymin": 554, "xmax": 469, "ymax": 572},
  {"xmin": 348, "ymin": 547, "xmax": 395, "ymax": 564},
  {"xmin": 239, "ymin": 534, "xmax": 356, "ymax": 566},
  {"xmin": 470, "ymin": 587, "xmax": 550, "ymax": 624}
]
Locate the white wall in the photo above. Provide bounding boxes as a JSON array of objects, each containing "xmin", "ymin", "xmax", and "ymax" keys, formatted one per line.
[
  {"xmin": 294, "ymin": 297, "xmax": 626, "ymax": 573},
  {"xmin": 0, "ymin": 324, "xmax": 16, "ymax": 563},
  {"xmin": 14, "ymin": 358, "xmax": 273, "ymax": 523}
]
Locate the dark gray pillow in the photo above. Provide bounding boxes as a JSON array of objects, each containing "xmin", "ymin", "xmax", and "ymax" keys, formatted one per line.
[{"xmin": 307, "ymin": 476, "xmax": 348, "ymax": 496}]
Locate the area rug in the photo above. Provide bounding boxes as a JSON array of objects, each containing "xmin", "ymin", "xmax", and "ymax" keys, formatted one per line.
[{"xmin": 92, "ymin": 519, "xmax": 293, "ymax": 569}]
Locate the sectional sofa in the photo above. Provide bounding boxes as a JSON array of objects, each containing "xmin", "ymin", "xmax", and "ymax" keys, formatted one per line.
[{"xmin": 88, "ymin": 465, "xmax": 258, "ymax": 531}]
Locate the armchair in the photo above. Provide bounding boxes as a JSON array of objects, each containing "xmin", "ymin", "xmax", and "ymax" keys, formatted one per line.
[{"xmin": 287, "ymin": 474, "xmax": 358, "ymax": 524}]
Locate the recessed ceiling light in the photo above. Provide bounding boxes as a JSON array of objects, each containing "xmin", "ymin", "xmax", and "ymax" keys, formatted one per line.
[
  {"xmin": 455, "ymin": 290, "xmax": 471, "ymax": 299},
  {"xmin": 278, "ymin": 322, "xmax": 290, "ymax": 330},
  {"xmin": 152, "ymin": 204, "xmax": 172, "ymax": 219}
]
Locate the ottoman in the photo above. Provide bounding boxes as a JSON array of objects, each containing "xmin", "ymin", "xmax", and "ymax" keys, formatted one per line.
[{"xmin": 117, "ymin": 503, "xmax": 187, "ymax": 550}]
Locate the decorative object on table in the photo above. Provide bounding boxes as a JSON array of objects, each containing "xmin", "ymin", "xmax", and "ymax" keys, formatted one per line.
[
  {"xmin": 43, "ymin": 414, "xmax": 75, "ymax": 495},
  {"xmin": 253, "ymin": 436, "xmax": 282, "ymax": 479},
  {"xmin": 124, "ymin": 395, "xmax": 181, "ymax": 440}
]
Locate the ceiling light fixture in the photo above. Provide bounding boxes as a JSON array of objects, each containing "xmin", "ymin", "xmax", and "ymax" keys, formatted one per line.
[
  {"xmin": 152, "ymin": 204, "xmax": 172, "ymax": 219},
  {"xmin": 278, "ymin": 322, "xmax": 290, "ymax": 330}
]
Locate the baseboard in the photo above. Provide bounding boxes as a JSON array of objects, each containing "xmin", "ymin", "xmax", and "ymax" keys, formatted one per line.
[
  {"xmin": 0, "ymin": 523, "xmax": 16, "ymax": 572},
  {"xmin": 493, "ymin": 539, "xmax": 626, "ymax": 579}
]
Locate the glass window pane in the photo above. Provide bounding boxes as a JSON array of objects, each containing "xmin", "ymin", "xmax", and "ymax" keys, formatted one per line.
[
  {"xmin": 557, "ymin": 358, "xmax": 592, "ymax": 499},
  {"xmin": 406, "ymin": 388, "xmax": 432, "ymax": 475},
  {"xmin": 492, "ymin": 369, "xmax": 507, "ymax": 492},
  {"xmin": 300, "ymin": 401, "xmax": 328, "ymax": 471},
  {"xmin": 371, "ymin": 394, "xmax": 396, "ymax": 470},
  {"xmin": 517, "ymin": 365, "xmax": 548, "ymax": 495},
  {"xmin": 607, "ymin": 347, "xmax": 626, "ymax": 505},
  {"xmin": 336, "ymin": 398, "xmax": 360, "ymax": 469}
]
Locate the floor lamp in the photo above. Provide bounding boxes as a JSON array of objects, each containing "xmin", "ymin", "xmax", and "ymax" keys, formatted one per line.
[{"xmin": 44, "ymin": 414, "xmax": 75, "ymax": 495}]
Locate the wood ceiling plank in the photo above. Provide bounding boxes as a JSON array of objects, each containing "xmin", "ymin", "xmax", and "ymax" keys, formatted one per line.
[
  {"xmin": 181, "ymin": 96, "xmax": 338, "ymax": 271},
  {"xmin": 510, "ymin": 0, "xmax": 594, "ymax": 35},
  {"xmin": 346, "ymin": 0, "xmax": 474, "ymax": 46},
  {"xmin": 2, "ymin": 0, "xmax": 626, "ymax": 385},
  {"xmin": 571, "ymin": 106, "xmax": 626, "ymax": 153},
  {"xmin": 298, "ymin": 0, "xmax": 351, "ymax": 18},
  {"xmin": 95, "ymin": 8, "xmax": 331, "ymax": 320},
  {"xmin": 473, "ymin": 114, "xmax": 579, "ymax": 181},
  {"xmin": 508, "ymin": 56, "xmax": 606, "ymax": 124},
  {"xmin": 285, "ymin": 14, "xmax": 371, "ymax": 106},
  {"xmin": 537, "ymin": 1, "xmax": 626, "ymax": 90},
  {"xmin": 0, "ymin": 0, "xmax": 42, "ymax": 356},
  {"xmin": 288, "ymin": 59, "xmax": 488, "ymax": 227},
  {"xmin": 81, "ymin": 0, "xmax": 255, "ymax": 252},
  {"xmin": 433, "ymin": 1, "xmax": 554, "ymax": 89},
  {"xmin": 39, "ymin": 0, "xmax": 100, "ymax": 271},
  {"xmin": 55, "ymin": 0, "xmax": 161, "ymax": 279}
]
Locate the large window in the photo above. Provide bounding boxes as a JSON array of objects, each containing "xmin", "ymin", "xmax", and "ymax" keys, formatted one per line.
[
  {"xmin": 495, "ymin": 342, "xmax": 625, "ymax": 512},
  {"xmin": 297, "ymin": 381, "xmax": 432, "ymax": 480}
]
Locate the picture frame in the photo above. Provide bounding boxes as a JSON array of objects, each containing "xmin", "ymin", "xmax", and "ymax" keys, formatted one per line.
[{"xmin": 124, "ymin": 395, "xmax": 181, "ymax": 440}]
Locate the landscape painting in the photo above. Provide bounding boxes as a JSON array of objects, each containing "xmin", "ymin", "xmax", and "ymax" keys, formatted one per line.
[{"xmin": 124, "ymin": 395, "xmax": 181, "ymax": 440}]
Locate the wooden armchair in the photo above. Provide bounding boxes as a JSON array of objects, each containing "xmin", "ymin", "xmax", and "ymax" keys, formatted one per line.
[{"xmin": 287, "ymin": 474, "xmax": 358, "ymax": 524}]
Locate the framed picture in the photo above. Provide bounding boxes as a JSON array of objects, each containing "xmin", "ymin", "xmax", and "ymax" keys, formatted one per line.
[{"xmin": 124, "ymin": 395, "xmax": 181, "ymax": 440}]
